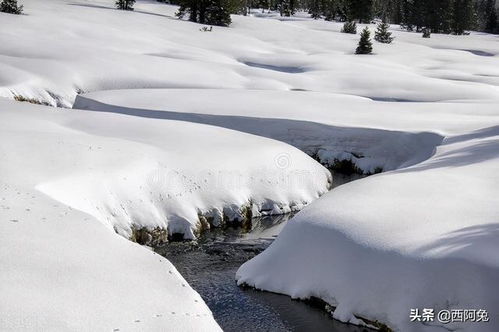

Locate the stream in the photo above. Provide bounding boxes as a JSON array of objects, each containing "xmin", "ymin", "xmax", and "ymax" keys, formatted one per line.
[{"xmin": 154, "ymin": 173, "xmax": 367, "ymax": 332}]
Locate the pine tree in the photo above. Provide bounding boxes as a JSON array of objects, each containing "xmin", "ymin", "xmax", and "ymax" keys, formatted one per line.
[
  {"xmin": 205, "ymin": 1, "xmax": 232, "ymax": 26},
  {"xmin": 356, "ymin": 27, "xmax": 373, "ymax": 54},
  {"xmin": 399, "ymin": 0, "xmax": 477, "ymax": 34},
  {"xmin": 485, "ymin": 0, "xmax": 498, "ymax": 33},
  {"xmin": 374, "ymin": 22, "xmax": 394, "ymax": 43},
  {"xmin": 342, "ymin": 21, "xmax": 357, "ymax": 33},
  {"xmin": 176, "ymin": 0, "xmax": 232, "ymax": 26},
  {"xmin": 279, "ymin": 0, "xmax": 296, "ymax": 17},
  {"xmin": 116, "ymin": 0, "xmax": 135, "ymax": 10},
  {"xmin": 323, "ymin": 0, "xmax": 339, "ymax": 21},
  {"xmin": 346, "ymin": 0, "xmax": 373, "ymax": 23},
  {"xmin": 486, "ymin": 9, "xmax": 498, "ymax": 32},
  {"xmin": 0, "ymin": 0, "xmax": 23, "ymax": 14},
  {"xmin": 450, "ymin": 0, "xmax": 475, "ymax": 34},
  {"xmin": 309, "ymin": 0, "xmax": 322, "ymax": 19}
]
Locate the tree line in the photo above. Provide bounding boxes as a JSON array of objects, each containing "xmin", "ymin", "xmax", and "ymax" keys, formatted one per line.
[
  {"xmin": 166, "ymin": 0, "xmax": 498, "ymax": 34},
  {"xmin": 1, "ymin": 0, "xmax": 497, "ymax": 34}
]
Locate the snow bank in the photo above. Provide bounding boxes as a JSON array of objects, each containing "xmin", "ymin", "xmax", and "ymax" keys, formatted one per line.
[
  {"xmin": 74, "ymin": 88, "xmax": 497, "ymax": 174},
  {"xmin": 74, "ymin": 88, "xmax": 499, "ymax": 331},
  {"xmin": 237, "ymin": 126, "xmax": 499, "ymax": 331},
  {"xmin": 1, "ymin": 99, "xmax": 329, "ymax": 240},
  {"xmin": 0, "ymin": 98, "xmax": 328, "ymax": 330},
  {"xmin": 0, "ymin": 180, "xmax": 221, "ymax": 332}
]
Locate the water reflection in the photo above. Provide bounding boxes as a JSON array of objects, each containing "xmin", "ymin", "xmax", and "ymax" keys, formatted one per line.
[{"xmin": 154, "ymin": 173, "xmax": 368, "ymax": 331}]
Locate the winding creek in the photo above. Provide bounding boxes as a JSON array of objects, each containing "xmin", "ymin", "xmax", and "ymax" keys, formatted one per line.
[{"xmin": 154, "ymin": 173, "xmax": 368, "ymax": 331}]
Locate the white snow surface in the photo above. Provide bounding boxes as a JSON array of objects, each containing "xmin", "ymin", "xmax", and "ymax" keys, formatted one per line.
[
  {"xmin": 238, "ymin": 126, "xmax": 499, "ymax": 332},
  {"xmin": 75, "ymin": 88, "xmax": 498, "ymax": 174},
  {"xmin": 0, "ymin": 177, "xmax": 221, "ymax": 332},
  {"xmin": 0, "ymin": 97, "xmax": 329, "ymax": 330},
  {"xmin": 1, "ymin": 0, "xmax": 499, "ymax": 331},
  {"xmin": 1, "ymin": 0, "xmax": 499, "ymax": 107}
]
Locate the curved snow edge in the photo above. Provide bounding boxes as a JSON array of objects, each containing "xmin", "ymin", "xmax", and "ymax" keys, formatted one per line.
[{"xmin": 236, "ymin": 220, "xmax": 499, "ymax": 332}]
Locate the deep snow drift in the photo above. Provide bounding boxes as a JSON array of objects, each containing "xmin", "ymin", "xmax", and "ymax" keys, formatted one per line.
[
  {"xmin": 0, "ymin": 97, "xmax": 329, "ymax": 330},
  {"xmin": 0, "ymin": 177, "xmax": 221, "ymax": 332},
  {"xmin": 75, "ymin": 88, "xmax": 498, "ymax": 174},
  {"xmin": 1, "ymin": 0, "xmax": 499, "ymax": 331},
  {"xmin": 237, "ymin": 125, "xmax": 499, "ymax": 332},
  {"xmin": 75, "ymin": 89, "xmax": 499, "ymax": 332}
]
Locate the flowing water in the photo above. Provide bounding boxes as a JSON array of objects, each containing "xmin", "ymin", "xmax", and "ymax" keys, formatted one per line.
[{"xmin": 154, "ymin": 173, "xmax": 368, "ymax": 332}]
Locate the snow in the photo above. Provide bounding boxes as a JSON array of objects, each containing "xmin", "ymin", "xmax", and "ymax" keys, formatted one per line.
[
  {"xmin": 1, "ymin": 0, "xmax": 499, "ymax": 331},
  {"xmin": 0, "ymin": 178, "xmax": 221, "ymax": 332},
  {"xmin": 237, "ymin": 127, "xmax": 499, "ymax": 332},
  {"xmin": 1, "ymin": 0, "xmax": 499, "ymax": 107},
  {"xmin": 0, "ymin": 96, "xmax": 329, "ymax": 329},
  {"xmin": 75, "ymin": 88, "xmax": 497, "ymax": 173}
]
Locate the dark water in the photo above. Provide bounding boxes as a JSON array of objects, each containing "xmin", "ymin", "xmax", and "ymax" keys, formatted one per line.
[
  {"xmin": 155, "ymin": 216, "xmax": 366, "ymax": 332},
  {"xmin": 154, "ymin": 173, "xmax": 368, "ymax": 332}
]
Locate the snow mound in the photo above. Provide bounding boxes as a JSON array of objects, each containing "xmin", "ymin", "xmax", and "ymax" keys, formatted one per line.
[
  {"xmin": 1, "ymin": 99, "xmax": 330, "ymax": 240},
  {"xmin": 237, "ymin": 126, "xmax": 499, "ymax": 331},
  {"xmin": 1, "ymin": 0, "xmax": 499, "ymax": 106},
  {"xmin": 0, "ymin": 98, "xmax": 329, "ymax": 330},
  {"xmin": 0, "ymin": 180, "xmax": 221, "ymax": 332},
  {"xmin": 75, "ymin": 88, "xmax": 498, "ymax": 174}
]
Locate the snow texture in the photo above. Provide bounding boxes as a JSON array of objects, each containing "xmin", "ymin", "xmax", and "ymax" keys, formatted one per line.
[{"xmin": 1, "ymin": 0, "xmax": 499, "ymax": 331}]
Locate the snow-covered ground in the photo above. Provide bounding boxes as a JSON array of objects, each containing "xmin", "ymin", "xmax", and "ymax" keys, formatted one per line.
[
  {"xmin": 0, "ymin": 173, "xmax": 222, "ymax": 332},
  {"xmin": 238, "ymin": 125, "xmax": 499, "ymax": 332},
  {"xmin": 0, "ymin": 97, "xmax": 328, "ymax": 329},
  {"xmin": 1, "ymin": 0, "xmax": 499, "ymax": 331},
  {"xmin": 74, "ymin": 88, "xmax": 496, "ymax": 173},
  {"xmin": 1, "ymin": 0, "xmax": 499, "ymax": 107}
]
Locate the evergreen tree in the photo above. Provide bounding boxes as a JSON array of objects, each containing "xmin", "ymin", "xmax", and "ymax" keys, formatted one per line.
[
  {"xmin": 342, "ymin": 21, "xmax": 357, "ymax": 33},
  {"xmin": 309, "ymin": 0, "xmax": 322, "ymax": 19},
  {"xmin": 373, "ymin": 0, "xmax": 392, "ymax": 22},
  {"xmin": 374, "ymin": 22, "xmax": 394, "ymax": 42},
  {"xmin": 485, "ymin": 0, "xmax": 498, "ymax": 32},
  {"xmin": 116, "ymin": 0, "xmax": 135, "ymax": 10},
  {"xmin": 450, "ymin": 0, "xmax": 475, "ymax": 34},
  {"xmin": 176, "ymin": 0, "xmax": 232, "ymax": 26},
  {"xmin": 486, "ymin": 8, "xmax": 498, "ymax": 32},
  {"xmin": 399, "ymin": 0, "xmax": 477, "ymax": 34},
  {"xmin": 279, "ymin": 0, "xmax": 296, "ymax": 16},
  {"xmin": 356, "ymin": 27, "xmax": 373, "ymax": 54},
  {"xmin": 322, "ymin": 0, "xmax": 340, "ymax": 21},
  {"xmin": 346, "ymin": 0, "xmax": 373, "ymax": 23},
  {"xmin": 0, "ymin": 0, "xmax": 23, "ymax": 14},
  {"xmin": 427, "ymin": 0, "xmax": 452, "ymax": 33},
  {"xmin": 206, "ymin": 1, "xmax": 232, "ymax": 26}
]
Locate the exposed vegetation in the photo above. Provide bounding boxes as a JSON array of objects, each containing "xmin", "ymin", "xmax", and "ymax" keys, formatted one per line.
[
  {"xmin": 14, "ymin": 95, "xmax": 51, "ymax": 106},
  {"xmin": 341, "ymin": 21, "xmax": 357, "ymax": 33},
  {"xmin": 130, "ymin": 226, "xmax": 168, "ymax": 246},
  {"xmin": 0, "ymin": 0, "xmax": 23, "ymax": 14}
]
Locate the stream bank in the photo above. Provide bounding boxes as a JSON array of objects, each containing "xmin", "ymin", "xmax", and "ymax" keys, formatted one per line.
[{"xmin": 154, "ymin": 173, "xmax": 370, "ymax": 331}]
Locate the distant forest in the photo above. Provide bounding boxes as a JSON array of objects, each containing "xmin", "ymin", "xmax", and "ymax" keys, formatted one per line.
[{"xmin": 166, "ymin": 0, "xmax": 499, "ymax": 34}]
